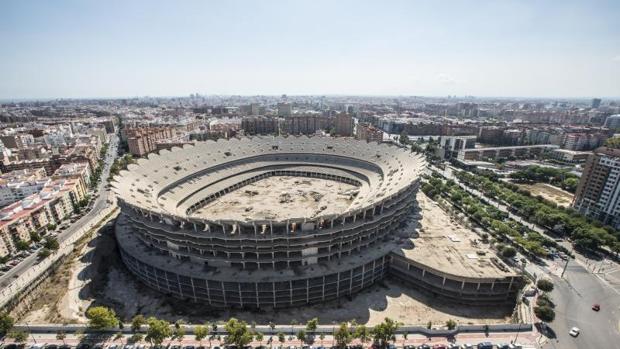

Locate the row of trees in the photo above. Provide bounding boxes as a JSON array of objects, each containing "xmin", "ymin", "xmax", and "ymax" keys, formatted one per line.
[
  {"xmin": 422, "ymin": 174, "xmax": 560, "ymax": 258},
  {"xmin": 83, "ymin": 307, "xmax": 407, "ymax": 349},
  {"xmin": 509, "ymin": 165, "xmax": 579, "ymax": 193},
  {"xmin": 89, "ymin": 143, "xmax": 109, "ymax": 189},
  {"xmin": 455, "ymin": 170, "xmax": 620, "ymax": 254},
  {"xmin": 109, "ymin": 154, "xmax": 136, "ymax": 181},
  {"xmin": 533, "ymin": 279, "xmax": 556, "ymax": 323}
]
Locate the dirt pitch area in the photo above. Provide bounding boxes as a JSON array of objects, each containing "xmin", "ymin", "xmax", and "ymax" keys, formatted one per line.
[{"xmin": 515, "ymin": 182, "xmax": 574, "ymax": 207}]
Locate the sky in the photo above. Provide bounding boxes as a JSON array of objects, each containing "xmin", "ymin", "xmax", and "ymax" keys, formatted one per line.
[{"xmin": 0, "ymin": 0, "xmax": 619, "ymax": 99}]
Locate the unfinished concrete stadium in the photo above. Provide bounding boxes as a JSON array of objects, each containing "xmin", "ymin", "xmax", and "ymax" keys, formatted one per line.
[{"xmin": 111, "ymin": 136, "xmax": 523, "ymax": 309}]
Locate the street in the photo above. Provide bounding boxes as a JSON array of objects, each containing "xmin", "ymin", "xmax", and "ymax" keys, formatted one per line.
[{"xmin": 541, "ymin": 259, "xmax": 620, "ymax": 349}]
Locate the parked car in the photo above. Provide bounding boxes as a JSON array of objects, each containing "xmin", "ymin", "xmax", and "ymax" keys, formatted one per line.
[
  {"xmin": 569, "ymin": 327, "xmax": 580, "ymax": 337},
  {"xmin": 477, "ymin": 343, "xmax": 493, "ymax": 349}
]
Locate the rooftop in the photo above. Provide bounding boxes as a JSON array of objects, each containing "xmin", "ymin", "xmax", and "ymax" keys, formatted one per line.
[{"xmin": 393, "ymin": 192, "xmax": 518, "ymax": 280}]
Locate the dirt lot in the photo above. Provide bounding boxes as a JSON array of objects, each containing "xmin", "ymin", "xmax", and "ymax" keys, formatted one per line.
[
  {"xmin": 20, "ymin": 202, "xmax": 514, "ymax": 326},
  {"xmin": 515, "ymin": 182, "xmax": 574, "ymax": 207},
  {"xmin": 193, "ymin": 176, "xmax": 358, "ymax": 221}
]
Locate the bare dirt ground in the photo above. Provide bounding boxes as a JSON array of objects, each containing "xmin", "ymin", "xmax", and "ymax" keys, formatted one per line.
[
  {"xmin": 515, "ymin": 182, "xmax": 574, "ymax": 207},
  {"xmin": 20, "ymin": 197, "xmax": 514, "ymax": 326},
  {"xmin": 193, "ymin": 176, "xmax": 358, "ymax": 221}
]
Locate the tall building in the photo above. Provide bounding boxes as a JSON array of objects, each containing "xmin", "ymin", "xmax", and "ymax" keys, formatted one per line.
[
  {"xmin": 604, "ymin": 114, "xmax": 620, "ymax": 131},
  {"xmin": 573, "ymin": 147, "xmax": 620, "ymax": 229},
  {"xmin": 334, "ymin": 113, "xmax": 353, "ymax": 137},
  {"xmin": 125, "ymin": 127, "xmax": 175, "ymax": 157},
  {"xmin": 591, "ymin": 98, "xmax": 602, "ymax": 109},
  {"xmin": 356, "ymin": 122, "xmax": 383, "ymax": 142},
  {"xmin": 277, "ymin": 103, "xmax": 292, "ymax": 117}
]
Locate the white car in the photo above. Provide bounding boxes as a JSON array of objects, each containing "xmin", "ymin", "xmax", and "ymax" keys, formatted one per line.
[{"xmin": 569, "ymin": 327, "xmax": 580, "ymax": 337}]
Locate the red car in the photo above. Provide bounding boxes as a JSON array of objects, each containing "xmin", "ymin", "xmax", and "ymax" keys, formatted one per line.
[{"xmin": 592, "ymin": 304, "xmax": 601, "ymax": 311}]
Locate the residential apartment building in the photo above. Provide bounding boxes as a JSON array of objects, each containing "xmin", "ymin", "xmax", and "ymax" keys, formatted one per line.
[
  {"xmin": 241, "ymin": 116, "xmax": 279, "ymax": 135},
  {"xmin": 126, "ymin": 127, "xmax": 175, "ymax": 157},
  {"xmin": 282, "ymin": 115, "xmax": 332, "ymax": 135},
  {"xmin": 573, "ymin": 147, "xmax": 620, "ymax": 229},
  {"xmin": 52, "ymin": 162, "xmax": 92, "ymax": 190},
  {"xmin": 356, "ymin": 122, "xmax": 384, "ymax": 143},
  {"xmin": 335, "ymin": 113, "xmax": 354, "ymax": 137},
  {"xmin": 436, "ymin": 135, "xmax": 476, "ymax": 159},
  {"xmin": 456, "ymin": 144, "xmax": 558, "ymax": 162}
]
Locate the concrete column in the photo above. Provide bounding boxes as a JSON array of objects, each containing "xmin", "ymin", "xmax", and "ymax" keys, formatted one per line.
[
  {"xmin": 238, "ymin": 283, "xmax": 243, "ymax": 307},
  {"xmin": 221, "ymin": 281, "xmax": 227, "ymax": 306}
]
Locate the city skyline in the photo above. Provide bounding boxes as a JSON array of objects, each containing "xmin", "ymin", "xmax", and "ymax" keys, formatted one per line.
[{"xmin": 1, "ymin": 0, "xmax": 619, "ymax": 99}]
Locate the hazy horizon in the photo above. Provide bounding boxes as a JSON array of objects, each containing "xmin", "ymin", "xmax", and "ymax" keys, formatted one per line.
[{"xmin": 1, "ymin": 0, "xmax": 619, "ymax": 99}]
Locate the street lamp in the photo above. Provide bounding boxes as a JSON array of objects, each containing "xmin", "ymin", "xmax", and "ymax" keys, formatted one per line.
[{"xmin": 25, "ymin": 321, "xmax": 36, "ymax": 344}]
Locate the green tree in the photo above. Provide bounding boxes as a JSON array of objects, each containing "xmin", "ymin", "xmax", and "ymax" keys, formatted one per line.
[
  {"xmin": 145, "ymin": 317, "xmax": 172, "ymax": 346},
  {"xmin": 0, "ymin": 312, "xmax": 14, "ymax": 336},
  {"xmin": 534, "ymin": 306, "xmax": 556, "ymax": 322},
  {"xmin": 399, "ymin": 131, "xmax": 409, "ymax": 145},
  {"xmin": 195, "ymin": 324, "xmax": 209, "ymax": 345},
  {"xmin": 306, "ymin": 317, "xmax": 319, "ymax": 335},
  {"xmin": 130, "ymin": 334, "xmax": 144, "ymax": 343},
  {"xmin": 501, "ymin": 246, "xmax": 517, "ymax": 258},
  {"xmin": 131, "ymin": 314, "xmax": 146, "ymax": 333},
  {"xmin": 38, "ymin": 248, "xmax": 51, "ymax": 259},
  {"xmin": 173, "ymin": 320, "xmax": 186, "ymax": 342},
  {"xmin": 354, "ymin": 324, "xmax": 370, "ymax": 344},
  {"xmin": 537, "ymin": 279, "xmax": 554, "ymax": 292},
  {"xmin": 296, "ymin": 329, "xmax": 306, "ymax": 343},
  {"xmin": 29, "ymin": 231, "xmax": 41, "ymax": 243},
  {"xmin": 277, "ymin": 332, "xmax": 286, "ymax": 344},
  {"xmin": 445, "ymin": 319, "xmax": 457, "ymax": 330},
  {"xmin": 44, "ymin": 236, "xmax": 60, "ymax": 250},
  {"xmin": 371, "ymin": 318, "xmax": 401, "ymax": 349},
  {"xmin": 333, "ymin": 322, "xmax": 352, "ymax": 349},
  {"xmin": 114, "ymin": 332, "xmax": 124, "ymax": 344},
  {"xmin": 86, "ymin": 306, "xmax": 119, "ymax": 329},
  {"xmin": 255, "ymin": 332, "xmax": 264, "ymax": 345},
  {"xmin": 15, "ymin": 240, "xmax": 30, "ymax": 251},
  {"xmin": 56, "ymin": 330, "xmax": 66, "ymax": 344},
  {"xmin": 224, "ymin": 318, "xmax": 253, "ymax": 348},
  {"xmin": 8, "ymin": 330, "xmax": 28, "ymax": 343}
]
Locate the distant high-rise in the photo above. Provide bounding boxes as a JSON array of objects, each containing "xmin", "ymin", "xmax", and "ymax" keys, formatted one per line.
[
  {"xmin": 604, "ymin": 114, "xmax": 620, "ymax": 131},
  {"xmin": 277, "ymin": 102, "xmax": 292, "ymax": 117},
  {"xmin": 573, "ymin": 146, "xmax": 620, "ymax": 229},
  {"xmin": 591, "ymin": 98, "xmax": 602, "ymax": 109},
  {"xmin": 335, "ymin": 113, "xmax": 353, "ymax": 137}
]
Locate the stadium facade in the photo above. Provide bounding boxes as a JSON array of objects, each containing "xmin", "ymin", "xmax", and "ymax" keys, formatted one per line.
[{"xmin": 112, "ymin": 136, "xmax": 523, "ymax": 308}]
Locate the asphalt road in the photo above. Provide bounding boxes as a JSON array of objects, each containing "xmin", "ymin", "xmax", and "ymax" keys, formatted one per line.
[
  {"xmin": 0, "ymin": 135, "xmax": 118, "ymax": 288},
  {"xmin": 542, "ymin": 259, "xmax": 620, "ymax": 349}
]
